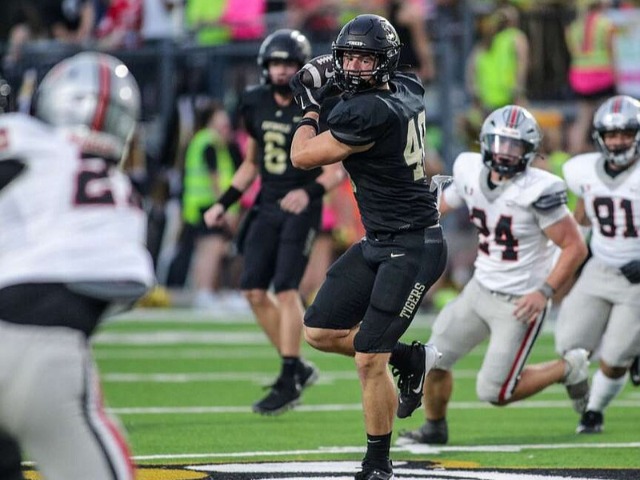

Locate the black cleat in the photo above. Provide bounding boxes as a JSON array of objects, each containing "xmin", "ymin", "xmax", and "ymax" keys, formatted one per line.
[
  {"xmin": 396, "ymin": 418, "xmax": 448, "ymax": 445},
  {"xmin": 297, "ymin": 358, "xmax": 319, "ymax": 391},
  {"xmin": 630, "ymin": 356, "xmax": 640, "ymax": 387},
  {"xmin": 576, "ymin": 410, "xmax": 603, "ymax": 434},
  {"xmin": 355, "ymin": 461, "xmax": 394, "ymax": 480},
  {"xmin": 252, "ymin": 377, "xmax": 301, "ymax": 415},
  {"xmin": 393, "ymin": 342, "xmax": 440, "ymax": 419}
]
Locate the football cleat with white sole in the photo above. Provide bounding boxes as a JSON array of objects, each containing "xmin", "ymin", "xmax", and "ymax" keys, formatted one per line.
[
  {"xmin": 576, "ymin": 410, "xmax": 603, "ymax": 434},
  {"xmin": 394, "ymin": 342, "xmax": 441, "ymax": 419},
  {"xmin": 252, "ymin": 377, "xmax": 301, "ymax": 415},
  {"xmin": 396, "ymin": 418, "xmax": 448, "ymax": 445},
  {"xmin": 562, "ymin": 348, "xmax": 590, "ymax": 414}
]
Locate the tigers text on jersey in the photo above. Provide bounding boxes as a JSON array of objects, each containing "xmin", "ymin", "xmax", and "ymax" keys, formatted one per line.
[
  {"xmin": 327, "ymin": 73, "xmax": 439, "ymax": 233},
  {"xmin": 563, "ymin": 153, "xmax": 640, "ymax": 268},
  {"xmin": 0, "ymin": 113, "xmax": 154, "ymax": 288},
  {"xmin": 240, "ymin": 85, "xmax": 321, "ymax": 204},
  {"xmin": 444, "ymin": 153, "xmax": 570, "ymax": 295}
]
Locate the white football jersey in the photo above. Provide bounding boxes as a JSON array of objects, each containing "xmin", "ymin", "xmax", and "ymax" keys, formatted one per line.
[
  {"xmin": 444, "ymin": 153, "xmax": 570, "ymax": 295},
  {"xmin": 563, "ymin": 153, "xmax": 640, "ymax": 268},
  {"xmin": 0, "ymin": 113, "xmax": 155, "ymax": 288}
]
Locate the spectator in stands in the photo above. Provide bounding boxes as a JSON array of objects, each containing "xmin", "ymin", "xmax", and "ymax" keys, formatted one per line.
[
  {"xmin": 181, "ymin": 101, "xmax": 243, "ymax": 309},
  {"xmin": 42, "ymin": 0, "xmax": 97, "ymax": 45},
  {"xmin": 185, "ymin": 0, "xmax": 231, "ymax": 46},
  {"xmin": 461, "ymin": 5, "xmax": 529, "ymax": 149},
  {"xmin": 565, "ymin": 0, "xmax": 617, "ymax": 155},
  {"xmin": 95, "ymin": 0, "xmax": 143, "ymax": 49},
  {"xmin": 385, "ymin": 0, "xmax": 436, "ymax": 83},
  {"xmin": 287, "ymin": 0, "xmax": 340, "ymax": 42},
  {"xmin": 141, "ymin": 0, "xmax": 185, "ymax": 43},
  {"xmin": 221, "ymin": 0, "xmax": 266, "ymax": 42},
  {"xmin": 2, "ymin": 2, "xmax": 47, "ymax": 70}
]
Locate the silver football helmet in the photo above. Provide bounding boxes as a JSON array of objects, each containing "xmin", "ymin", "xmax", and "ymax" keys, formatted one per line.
[
  {"xmin": 592, "ymin": 95, "xmax": 640, "ymax": 168},
  {"xmin": 35, "ymin": 52, "xmax": 140, "ymax": 161},
  {"xmin": 480, "ymin": 105, "xmax": 542, "ymax": 177}
]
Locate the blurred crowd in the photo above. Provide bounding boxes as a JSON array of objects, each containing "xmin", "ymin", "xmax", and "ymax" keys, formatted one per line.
[{"xmin": 0, "ymin": 0, "xmax": 639, "ymax": 311}]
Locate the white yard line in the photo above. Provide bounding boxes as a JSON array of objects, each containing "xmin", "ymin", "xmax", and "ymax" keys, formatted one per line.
[
  {"xmin": 131, "ymin": 442, "xmax": 640, "ymax": 461},
  {"xmin": 109, "ymin": 399, "xmax": 640, "ymax": 415}
]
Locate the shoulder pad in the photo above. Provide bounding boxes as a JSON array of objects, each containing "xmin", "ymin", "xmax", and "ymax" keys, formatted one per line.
[
  {"xmin": 515, "ymin": 168, "xmax": 568, "ymax": 209},
  {"xmin": 328, "ymin": 95, "xmax": 389, "ymax": 146}
]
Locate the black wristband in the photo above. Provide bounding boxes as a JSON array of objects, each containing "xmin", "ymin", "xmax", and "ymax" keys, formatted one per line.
[
  {"xmin": 537, "ymin": 282, "xmax": 556, "ymax": 299},
  {"xmin": 217, "ymin": 185, "xmax": 242, "ymax": 210},
  {"xmin": 294, "ymin": 117, "xmax": 319, "ymax": 136},
  {"xmin": 302, "ymin": 181, "xmax": 326, "ymax": 200}
]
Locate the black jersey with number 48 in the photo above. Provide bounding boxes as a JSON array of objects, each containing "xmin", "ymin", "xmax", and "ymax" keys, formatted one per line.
[
  {"xmin": 240, "ymin": 85, "xmax": 321, "ymax": 204},
  {"xmin": 328, "ymin": 73, "xmax": 439, "ymax": 233}
]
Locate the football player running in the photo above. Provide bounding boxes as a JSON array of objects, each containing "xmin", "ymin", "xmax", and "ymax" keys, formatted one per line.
[
  {"xmin": 556, "ymin": 95, "xmax": 640, "ymax": 434},
  {"xmin": 396, "ymin": 105, "xmax": 590, "ymax": 446},
  {"xmin": 290, "ymin": 14, "xmax": 447, "ymax": 480},
  {"xmin": 0, "ymin": 53, "xmax": 154, "ymax": 479},
  {"xmin": 204, "ymin": 29, "xmax": 345, "ymax": 415}
]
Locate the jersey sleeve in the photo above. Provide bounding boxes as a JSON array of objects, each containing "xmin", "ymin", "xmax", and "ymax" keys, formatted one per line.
[
  {"xmin": 530, "ymin": 173, "xmax": 571, "ymax": 229},
  {"xmin": 327, "ymin": 96, "xmax": 389, "ymax": 146},
  {"xmin": 562, "ymin": 153, "xmax": 595, "ymax": 197}
]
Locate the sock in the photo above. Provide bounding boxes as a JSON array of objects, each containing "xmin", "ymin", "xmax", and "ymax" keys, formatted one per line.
[
  {"xmin": 281, "ymin": 356, "xmax": 299, "ymax": 380},
  {"xmin": 389, "ymin": 342, "xmax": 412, "ymax": 371},
  {"xmin": 586, "ymin": 368, "xmax": 627, "ymax": 412},
  {"xmin": 363, "ymin": 432, "xmax": 392, "ymax": 471}
]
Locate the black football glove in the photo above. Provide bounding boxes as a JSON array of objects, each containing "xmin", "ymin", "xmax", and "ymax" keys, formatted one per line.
[
  {"xmin": 290, "ymin": 54, "xmax": 338, "ymax": 114},
  {"xmin": 620, "ymin": 259, "xmax": 640, "ymax": 284}
]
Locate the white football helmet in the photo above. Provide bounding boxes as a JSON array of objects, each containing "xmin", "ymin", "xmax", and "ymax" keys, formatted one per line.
[
  {"xmin": 480, "ymin": 105, "xmax": 542, "ymax": 177},
  {"xmin": 35, "ymin": 52, "xmax": 140, "ymax": 161},
  {"xmin": 592, "ymin": 95, "xmax": 640, "ymax": 168}
]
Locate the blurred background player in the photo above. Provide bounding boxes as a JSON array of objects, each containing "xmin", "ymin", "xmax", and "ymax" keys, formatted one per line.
[
  {"xmin": 0, "ymin": 52, "xmax": 154, "ymax": 479},
  {"xmin": 556, "ymin": 94, "xmax": 640, "ymax": 434},
  {"xmin": 204, "ymin": 29, "xmax": 344, "ymax": 415},
  {"xmin": 397, "ymin": 105, "xmax": 589, "ymax": 445}
]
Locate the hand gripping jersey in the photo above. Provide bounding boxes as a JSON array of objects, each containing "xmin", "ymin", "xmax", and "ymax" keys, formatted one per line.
[
  {"xmin": 327, "ymin": 73, "xmax": 439, "ymax": 233},
  {"xmin": 240, "ymin": 85, "xmax": 321, "ymax": 204},
  {"xmin": 0, "ymin": 113, "xmax": 154, "ymax": 289},
  {"xmin": 563, "ymin": 152, "xmax": 640, "ymax": 268},
  {"xmin": 444, "ymin": 152, "xmax": 570, "ymax": 295}
]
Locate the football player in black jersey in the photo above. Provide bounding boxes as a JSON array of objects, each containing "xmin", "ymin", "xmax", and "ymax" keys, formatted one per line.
[
  {"xmin": 290, "ymin": 14, "xmax": 447, "ymax": 480},
  {"xmin": 204, "ymin": 29, "xmax": 345, "ymax": 415}
]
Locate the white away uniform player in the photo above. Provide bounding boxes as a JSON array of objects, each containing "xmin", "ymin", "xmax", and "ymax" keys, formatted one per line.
[
  {"xmin": 556, "ymin": 95, "xmax": 640, "ymax": 434},
  {"xmin": 0, "ymin": 53, "xmax": 154, "ymax": 479},
  {"xmin": 397, "ymin": 106, "xmax": 589, "ymax": 445}
]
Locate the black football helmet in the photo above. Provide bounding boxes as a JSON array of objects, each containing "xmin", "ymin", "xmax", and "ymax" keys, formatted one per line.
[
  {"xmin": 480, "ymin": 105, "xmax": 542, "ymax": 178},
  {"xmin": 257, "ymin": 29, "xmax": 311, "ymax": 87},
  {"xmin": 592, "ymin": 95, "xmax": 640, "ymax": 168},
  {"xmin": 332, "ymin": 14, "xmax": 401, "ymax": 94}
]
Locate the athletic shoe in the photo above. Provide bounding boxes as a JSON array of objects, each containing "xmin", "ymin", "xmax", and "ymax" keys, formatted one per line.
[
  {"xmin": 576, "ymin": 410, "xmax": 603, "ymax": 434},
  {"xmin": 630, "ymin": 356, "xmax": 640, "ymax": 387},
  {"xmin": 355, "ymin": 461, "xmax": 394, "ymax": 480},
  {"xmin": 394, "ymin": 342, "xmax": 441, "ymax": 419},
  {"xmin": 396, "ymin": 418, "xmax": 448, "ymax": 445},
  {"xmin": 252, "ymin": 377, "xmax": 301, "ymax": 415},
  {"xmin": 297, "ymin": 358, "xmax": 320, "ymax": 391},
  {"xmin": 562, "ymin": 348, "xmax": 590, "ymax": 414}
]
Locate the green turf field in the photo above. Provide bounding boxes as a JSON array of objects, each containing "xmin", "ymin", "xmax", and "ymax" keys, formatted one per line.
[{"xmin": 82, "ymin": 307, "xmax": 640, "ymax": 478}]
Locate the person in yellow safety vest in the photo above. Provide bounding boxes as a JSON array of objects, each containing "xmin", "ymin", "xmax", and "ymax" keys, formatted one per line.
[
  {"xmin": 462, "ymin": 5, "xmax": 529, "ymax": 150},
  {"xmin": 182, "ymin": 102, "xmax": 242, "ymax": 309},
  {"xmin": 565, "ymin": 0, "xmax": 617, "ymax": 154}
]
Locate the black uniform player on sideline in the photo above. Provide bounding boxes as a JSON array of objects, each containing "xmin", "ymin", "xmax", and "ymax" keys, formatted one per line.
[
  {"xmin": 290, "ymin": 14, "xmax": 447, "ymax": 480},
  {"xmin": 0, "ymin": 431, "xmax": 24, "ymax": 480},
  {"xmin": 204, "ymin": 29, "xmax": 345, "ymax": 415}
]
